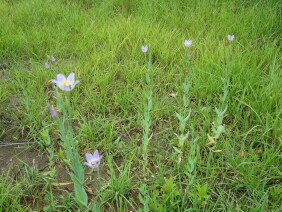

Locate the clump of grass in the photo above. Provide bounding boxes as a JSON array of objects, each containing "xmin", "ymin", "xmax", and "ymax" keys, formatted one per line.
[
  {"xmin": 0, "ymin": 161, "xmax": 55, "ymax": 211},
  {"xmin": 0, "ymin": 173, "xmax": 24, "ymax": 211},
  {"xmin": 99, "ymin": 157, "xmax": 134, "ymax": 211}
]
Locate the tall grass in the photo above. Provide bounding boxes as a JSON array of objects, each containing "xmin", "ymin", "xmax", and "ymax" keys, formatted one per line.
[{"xmin": 0, "ymin": 0, "xmax": 281, "ymax": 210}]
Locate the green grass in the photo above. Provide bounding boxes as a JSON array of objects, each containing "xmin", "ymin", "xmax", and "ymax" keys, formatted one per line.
[{"xmin": 0, "ymin": 0, "xmax": 281, "ymax": 210}]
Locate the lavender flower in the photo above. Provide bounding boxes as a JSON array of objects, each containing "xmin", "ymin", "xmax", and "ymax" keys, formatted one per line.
[
  {"xmin": 51, "ymin": 55, "xmax": 56, "ymax": 62},
  {"xmin": 45, "ymin": 62, "xmax": 50, "ymax": 69},
  {"xmin": 48, "ymin": 104, "xmax": 58, "ymax": 119},
  {"xmin": 184, "ymin": 40, "xmax": 192, "ymax": 48},
  {"xmin": 141, "ymin": 45, "xmax": 148, "ymax": 53},
  {"xmin": 51, "ymin": 73, "xmax": 80, "ymax": 91},
  {"xmin": 84, "ymin": 150, "xmax": 103, "ymax": 169},
  {"xmin": 227, "ymin": 35, "xmax": 235, "ymax": 41}
]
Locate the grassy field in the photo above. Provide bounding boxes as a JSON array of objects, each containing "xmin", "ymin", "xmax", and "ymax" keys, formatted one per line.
[{"xmin": 0, "ymin": 0, "xmax": 281, "ymax": 211}]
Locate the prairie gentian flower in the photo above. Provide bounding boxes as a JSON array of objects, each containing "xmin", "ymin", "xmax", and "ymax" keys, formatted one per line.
[
  {"xmin": 45, "ymin": 62, "xmax": 50, "ymax": 69},
  {"xmin": 141, "ymin": 45, "xmax": 148, "ymax": 53},
  {"xmin": 227, "ymin": 35, "xmax": 235, "ymax": 41},
  {"xmin": 51, "ymin": 55, "xmax": 56, "ymax": 62},
  {"xmin": 184, "ymin": 40, "xmax": 192, "ymax": 48},
  {"xmin": 84, "ymin": 150, "xmax": 103, "ymax": 169},
  {"xmin": 51, "ymin": 73, "xmax": 80, "ymax": 91},
  {"xmin": 48, "ymin": 103, "xmax": 58, "ymax": 119}
]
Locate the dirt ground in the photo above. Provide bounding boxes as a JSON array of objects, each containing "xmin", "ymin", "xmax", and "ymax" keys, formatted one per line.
[
  {"xmin": 0, "ymin": 143, "xmax": 47, "ymax": 173},
  {"xmin": 0, "ymin": 141, "xmax": 71, "ymax": 187}
]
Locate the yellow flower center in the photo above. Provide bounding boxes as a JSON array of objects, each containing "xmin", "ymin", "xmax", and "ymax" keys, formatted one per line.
[
  {"xmin": 91, "ymin": 160, "xmax": 98, "ymax": 165},
  {"xmin": 61, "ymin": 80, "xmax": 71, "ymax": 87}
]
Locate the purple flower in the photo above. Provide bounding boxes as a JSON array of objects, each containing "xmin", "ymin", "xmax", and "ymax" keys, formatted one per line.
[
  {"xmin": 84, "ymin": 150, "xmax": 103, "ymax": 169},
  {"xmin": 141, "ymin": 45, "xmax": 148, "ymax": 53},
  {"xmin": 51, "ymin": 55, "xmax": 56, "ymax": 62},
  {"xmin": 48, "ymin": 104, "xmax": 58, "ymax": 119},
  {"xmin": 51, "ymin": 73, "xmax": 80, "ymax": 91},
  {"xmin": 45, "ymin": 62, "xmax": 50, "ymax": 69},
  {"xmin": 184, "ymin": 40, "xmax": 192, "ymax": 48},
  {"xmin": 227, "ymin": 35, "xmax": 235, "ymax": 41}
]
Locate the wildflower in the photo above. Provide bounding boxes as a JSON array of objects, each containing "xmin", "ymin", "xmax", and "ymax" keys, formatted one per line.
[
  {"xmin": 184, "ymin": 40, "xmax": 192, "ymax": 48},
  {"xmin": 51, "ymin": 55, "xmax": 56, "ymax": 62},
  {"xmin": 141, "ymin": 45, "xmax": 148, "ymax": 53},
  {"xmin": 227, "ymin": 35, "xmax": 235, "ymax": 41},
  {"xmin": 48, "ymin": 103, "xmax": 58, "ymax": 119},
  {"xmin": 51, "ymin": 73, "xmax": 80, "ymax": 91},
  {"xmin": 84, "ymin": 150, "xmax": 103, "ymax": 169},
  {"xmin": 45, "ymin": 62, "xmax": 50, "ymax": 69}
]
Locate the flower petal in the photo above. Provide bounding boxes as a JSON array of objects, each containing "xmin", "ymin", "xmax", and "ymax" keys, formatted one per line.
[
  {"xmin": 67, "ymin": 73, "xmax": 75, "ymax": 84},
  {"xmin": 70, "ymin": 80, "xmax": 80, "ymax": 90},
  {"xmin": 99, "ymin": 154, "xmax": 103, "ymax": 160},
  {"xmin": 74, "ymin": 80, "xmax": 80, "ymax": 86},
  {"xmin": 56, "ymin": 74, "xmax": 66, "ymax": 84},
  {"xmin": 93, "ymin": 150, "xmax": 100, "ymax": 159},
  {"xmin": 85, "ymin": 153, "xmax": 95, "ymax": 163},
  {"xmin": 57, "ymin": 84, "xmax": 70, "ymax": 91},
  {"xmin": 84, "ymin": 162, "xmax": 93, "ymax": 168}
]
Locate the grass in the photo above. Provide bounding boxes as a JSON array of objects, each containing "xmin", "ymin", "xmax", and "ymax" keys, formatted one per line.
[{"xmin": 0, "ymin": 0, "xmax": 281, "ymax": 210}]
